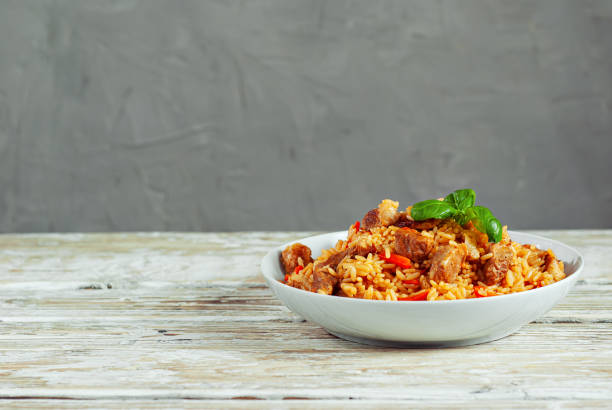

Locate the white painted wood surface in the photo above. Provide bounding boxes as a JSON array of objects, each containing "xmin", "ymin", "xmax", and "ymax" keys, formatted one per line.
[{"xmin": 0, "ymin": 231, "xmax": 610, "ymax": 409}]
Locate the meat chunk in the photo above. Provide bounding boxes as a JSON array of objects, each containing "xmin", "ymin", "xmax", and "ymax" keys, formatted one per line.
[
  {"xmin": 393, "ymin": 213, "xmax": 413, "ymax": 228},
  {"xmin": 311, "ymin": 244, "xmax": 377, "ymax": 294},
  {"xmin": 394, "ymin": 217, "xmax": 440, "ymax": 231},
  {"xmin": 544, "ymin": 252, "xmax": 564, "ymax": 277},
  {"xmin": 362, "ymin": 208, "xmax": 381, "ymax": 230},
  {"xmin": 280, "ymin": 243, "xmax": 312, "ymax": 275},
  {"xmin": 394, "ymin": 228, "xmax": 434, "ymax": 263},
  {"xmin": 325, "ymin": 248, "xmax": 351, "ymax": 268},
  {"xmin": 361, "ymin": 199, "xmax": 399, "ymax": 230},
  {"xmin": 428, "ymin": 244, "xmax": 466, "ymax": 283},
  {"xmin": 378, "ymin": 199, "xmax": 400, "ymax": 226},
  {"xmin": 312, "ymin": 265, "xmax": 337, "ymax": 295},
  {"xmin": 312, "ymin": 248, "xmax": 349, "ymax": 294},
  {"xmin": 478, "ymin": 243, "xmax": 513, "ymax": 286},
  {"xmin": 462, "ymin": 230, "xmax": 481, "ymax": 261},
  {"xmin": 524, "ymin": 246, "xmax": 547, "ymax": 267}
]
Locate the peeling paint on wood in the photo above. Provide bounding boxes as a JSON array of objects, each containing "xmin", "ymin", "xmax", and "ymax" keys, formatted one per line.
[{"xmin": 0, "ymin": 231, "xmax": 610, "ymax": 407}]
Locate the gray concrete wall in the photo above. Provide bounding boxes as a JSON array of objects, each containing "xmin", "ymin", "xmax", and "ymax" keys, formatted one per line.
[{"xmin": 0, "ymin": 0, "xmax": 610, "ymax": 232}]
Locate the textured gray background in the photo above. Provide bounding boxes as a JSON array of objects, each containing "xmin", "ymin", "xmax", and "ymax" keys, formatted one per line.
[{"xmin": 0, "ymin": 0, "xmax": 610, "ymax": 232}]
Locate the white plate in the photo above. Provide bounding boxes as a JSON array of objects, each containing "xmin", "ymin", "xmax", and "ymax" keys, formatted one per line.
[{"xmin": 261, "ymin": 231, "xmax": 584, "ymax": 347}]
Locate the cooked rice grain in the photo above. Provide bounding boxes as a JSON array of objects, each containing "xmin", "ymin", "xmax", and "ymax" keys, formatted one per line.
[{"xmin": 287, "ymin": 212, "xmax": 565, "ymax": 300}]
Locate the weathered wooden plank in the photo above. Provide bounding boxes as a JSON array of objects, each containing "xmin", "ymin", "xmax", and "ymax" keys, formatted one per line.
[
  {"xmin": 0, "ymin": 307, "xmax": 610, "ymax": 400},
  {"xmin": 1, "ymin": 399, "xmax": 610, "ymax": 409},
  {"xmin": 0, "ymin": 231, "xmax": 607, "ymax": 287},
  {"xmin": 0, "ymin": 284, "xmax": 610, "ymax": 319},
  {"xmin": 0, "ymin": 231, "xmax": 610, "ymax": 407}
]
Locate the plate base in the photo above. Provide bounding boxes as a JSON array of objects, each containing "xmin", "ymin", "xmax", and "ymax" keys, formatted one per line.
[{"xmin": 326, "ymin": 329, "xmax": 514, "ymax": 348}]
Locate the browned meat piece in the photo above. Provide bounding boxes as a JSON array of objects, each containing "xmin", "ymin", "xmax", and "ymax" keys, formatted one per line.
[
  {"xmin": 311, "ymin": 244, "xmax": 377, "ymax": 294},
  {"xmin": 361, "ymin": 200, "xmax": 399, "ymax": 231},
  {"xmin": 378, "ymin": 199, "xmax": 400, "ymax": 226},
  {"xmin": 325, "ymin": 248, "xmax": 351, "ymax": 267},
  {"xmin": 394, "ymin": 228, "xmax": 434, "ymax": 262},
  {"xmin": 362, "ymin": 208, "xmax": 381, "ymax": 230},
  {"xmin": 462, "ymin": 230, "xmax": 481, "ymax": 261},
  {"xmin": 352, "ymin": 242, "xmax": 378, "ymax": 257},
  {"xmin": 544, "ymin": 252, "xmax": 564, "ymax": 277},
  {"xmin": 394, "ymin": 217, "xmax": 440, "ymax": 231},
  {"xmin": 524, "ymin": 246, "xmax": 547, "ymax": 267},
  {"xmin": 280, "ymin": 243, "xmax": 312, "ymax": 275},
  {"xmin": 312, "ymin": 248, "xmax": 349, "ymax": 294},
  {"xmin": 428, "ymin": 244, "xmax": 466, "ymax": 283},
  {"xmin": 393, "ymin": 213, "xmax": 413, "ymax": 228},
  {"xmin": 478, "ymin": 243, "xmax": 513, "ymax": 285},
  {"xmin": 312, "ymin": 265, "xmax": 337, "ymax": 295}
]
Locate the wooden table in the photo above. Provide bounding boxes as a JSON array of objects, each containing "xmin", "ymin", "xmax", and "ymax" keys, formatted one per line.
[{"xmin": 0, "ymin": 231, "xmax": 610, "ymax": 408}]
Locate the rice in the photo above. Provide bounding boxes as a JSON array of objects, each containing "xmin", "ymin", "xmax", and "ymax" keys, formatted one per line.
[{"xmin": 286, "ymin": 202, "xmax": 566, "ymax": 301}]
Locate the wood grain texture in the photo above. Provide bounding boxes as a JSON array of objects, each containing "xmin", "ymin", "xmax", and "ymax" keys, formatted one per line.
[{"xmin": 0, "ymin": 231, "xmax": 611, "ymax": 408}]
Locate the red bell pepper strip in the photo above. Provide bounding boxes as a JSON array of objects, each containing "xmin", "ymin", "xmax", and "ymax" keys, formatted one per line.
[
  {"xmin": 284, "ymin": 274, "xmax": 290, "ymax": 282},
  {"xmin": 398, "ymin": 289, "xmax": 429, "ymax": 301},
  {"xmin": 378, "ymin": 252, "xmax": 412, "ymax": 269},
  {"xmin": 354, "ymin": 221, "xmax": 360, "ymax": 232},
  {"xmin": 473, "ymin": 286, "xmax": 491, "ymax": 298},
  {"xmin": 403, "ymin": 279, "xmax": 420, "ymax": 285},
  {"xmin": 294, "ymin": 265, "xmax": 304, "ymax": 274}
]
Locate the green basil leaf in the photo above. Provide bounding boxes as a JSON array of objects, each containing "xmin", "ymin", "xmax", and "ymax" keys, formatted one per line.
[
  {"xmin": 454, "ymin": 212, "xmax": 471, "ymax": 226},
  {"xmin": 465, "ymin": 207, "xmax": 484, "ymax": 232},
  {"xmin": 466, "ymin": 206, "xmax": 502, "ymax": 243},
  {"xmin": 444, "ymin": 189, "xmax": 476, "ymax": 212},
  {"xmin": 487, "ymin": 217, "xmax": 503, "ymax": 243},
  {"xmin": 411, "ymin": 200, "xmax": 458, "ymax": 221}
]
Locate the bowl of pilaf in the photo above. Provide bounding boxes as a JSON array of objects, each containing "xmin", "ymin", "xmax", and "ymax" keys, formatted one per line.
[{"xmin": 261, "ymin": 190, "xmax": 584, "ymax": 347}]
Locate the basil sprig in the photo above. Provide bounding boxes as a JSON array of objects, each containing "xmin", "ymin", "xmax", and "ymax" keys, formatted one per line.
[
  {"xmin": 410, "ymin": 189, "xmax": 502, "ymax": 243},
  {"xmin": 410, "ymin": 199, "xmax": 458, "ymax": 221}
]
